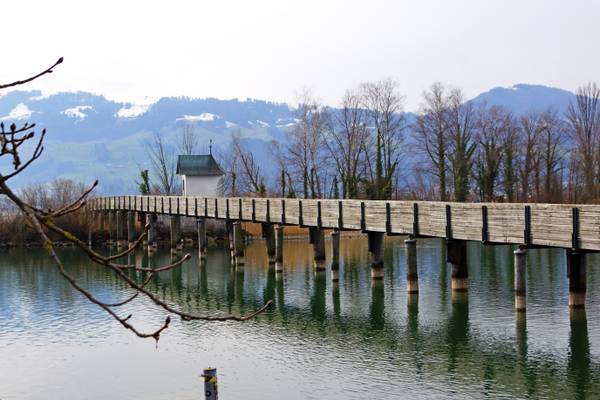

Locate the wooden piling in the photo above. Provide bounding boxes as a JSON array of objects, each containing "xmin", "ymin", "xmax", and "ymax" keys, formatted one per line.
[
  {"xmin": 263, "ymin": 223, "xmax": 276, "ymax": 263},
  {"xmin": 567, "ymin": 249, "xmax": 586, "ymax": 309},
  {"xmin": 405, "ymin": 238, "xmax": 418, "ymax": 294},
  {"xmin": 116, "ymin": 210, "xmax": 124, "ymax": 248},
  {"xmin": 447, "ymin": 239, "xmax": 468, "ymax": 292},
  {"xmin": 202, "ymin": 367, "xmax": 218, "ymax": 400},
  {"xmin": 107, "ymin": 211, "xmax": 114, "ymax": 245},
  {"xmin": 197, "ymin": 218, "xmax": 207, "ymax": 260},
  {"xmin": 227, "ymin": 222, "xmax": 234, "ymax": 261},
  {"xmin": 312, "ymin": 228, "xmax": 326, "ymax": 271},
  {"xmin": 98, "ymin": 211, "xmax": 105, "ymax": 241},
  {"xmin": 514, "ymin": 247, "xmax": 527, "ymax": 311},
  {"xmin": 331, "ymin": 229, "xmax": 340, "ymax": 268},
  {"xmin": 126, "ymin": 211, "xmax": 135, "ymax": 247},
  {"xmin": 331, "ymin": 229, "xmax": 340, "ymax": 282},
  {"xmin": 274, "ymin": 224, "xmax": 284, "ymax": 272},
  {"xmin": 368, "ymin": 232, "xmax": 384, "ymax": 280},
  {"xmin": 147, "ymin": 214, "xmax": 157, "ymax": 250},
  {"xmin": 170, "ymin": 216, "xmax": 182, "ymax": 253},
  {"xmin": 233, "ymin": 221, "xmax": 245, "ymax": 266}
]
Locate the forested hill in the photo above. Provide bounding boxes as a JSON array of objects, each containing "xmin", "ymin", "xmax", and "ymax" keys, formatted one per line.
[{"xmin": 0, "ymin": 84, "xmax": 576, "ymax": 194}]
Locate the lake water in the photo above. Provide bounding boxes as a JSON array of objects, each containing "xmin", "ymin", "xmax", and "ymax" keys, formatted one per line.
[{"xmin": 1, "ymin": 237, "xmax": 599, "ymax": 399}]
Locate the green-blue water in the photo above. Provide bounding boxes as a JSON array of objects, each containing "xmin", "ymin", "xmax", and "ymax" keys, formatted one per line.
[{"xmin": 0, "ymin": 237, "xmax": 599, "ymax": 399}]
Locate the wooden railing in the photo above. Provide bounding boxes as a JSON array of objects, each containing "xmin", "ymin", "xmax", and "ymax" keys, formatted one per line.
[{"xmin": 89, "ymin": 196, "xmax": 600, "ymax": 251}]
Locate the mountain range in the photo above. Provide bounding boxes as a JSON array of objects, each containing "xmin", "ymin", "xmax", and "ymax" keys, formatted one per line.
[{"xmin": 0, "ymin": 84, "xmax": 577, "ymax": 194}]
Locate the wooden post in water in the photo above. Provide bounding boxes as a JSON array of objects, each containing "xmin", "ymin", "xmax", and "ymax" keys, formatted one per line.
[
  {"xmin": 368, "ymin": 232, "xmax": 384, "ymax": 280},
  {"xmin": 107, "ymin": 211, "xmax": 114, "ymax": 245},
  {"xmin": 116, "ymin": 210, "xmax": 124, "ymax": 248},
  {"xmin": 405, "ymin": 238, "xmax": 418, "ymax": 293},
  {"xmin": 126, "ymin": 211, "xmax": 135, "ymax": 248},
  {"xmin": 233, "ymin": 221, "xmax": 245, "ymax": 266},
  {"xmin": 274, "ymin": 224, "xmax": 284, "ymax": 272},
  {"xmin": 447, "ymin": 239, "xmax": 468, "ymax": 292},
  {"xmin": 263, "ymin": 223, "xmax": 276, "ymax": 263},
  {"xmin": 170, "ymin": 216, "xmax": 182, "ymax": 254},
  {"xmin": 312, "ymin": 228, "xmax": 326, "ymax": 271},
  {"xmin": 514, "ymin": 247, "xmax": 527, "ymax": 312},
  {"xmin": 98, "ymin": 211, "xmax": 105, "ymax": 242},
  {"xmin": 331, "ymin": 229, "xmax": 340, "ymax": 282},
  {"xmin": 202, "ymin": 367, "xmax": 218, "ymax": 400},
  {"xmin": 197, "ymin": 218, "xmax": 207, "ymax": 261},
  {"xmin": 227, "ymin": 222, "xmax": 234, "ymax": 262},
  {"xmin": 567, "ymin": 249, "xmax": 586, "ymax": 308},
  {"xmin": 147, "ymin": 214, "xmax": 157, "ymax": 251}
]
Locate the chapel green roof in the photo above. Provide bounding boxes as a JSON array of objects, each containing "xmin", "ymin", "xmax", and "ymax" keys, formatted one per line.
[{"xmin": 176, "ymin": 154, "xmax": 224, "ymax": 176}]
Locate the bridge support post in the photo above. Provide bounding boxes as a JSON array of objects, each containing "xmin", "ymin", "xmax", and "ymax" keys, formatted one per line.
[
  {"xmin": 331, "ymin": 229, "xmax": 340, "ymax": 282},
  {"xmin": 170, "ymin": 216, "xmax": 182, "ymax": 254},
  {"xmin": 98, "ymin": 211, "xmax": 105, "ymax": 241},
  {"xmin": 233, "ymin": 221, "xmax": 245, "ymax": 266},
  {"xmin": 108, "ymin": 211, "xmax": 114, "ymax": 245},
  {"xmin": 263, "ymin": 223, "xmax": 276, "ymax": 263},
  {"xmin": 226, "ymin": 222, "xmax": 234, "ymax": 261},
  {"xmin": 447, "ymin": 239, "xmax": 468, "ymax": 292},
  {"xmin": 406, "ymin": 238, "xmax": 418, "ymax": 293},
  {"xmin": 514, "ymin": 247, "xmax": 527, "ymax": 311},
  {"xmin": 197, "ymin": 218, "xmax": 207, "ymax": 261},
  {"xmin": 313, "ymin": 228, "xmax": 326, "ymax": 271},
  {"xmin": 116, "ymin": 210, "xmax": 124, "ymax": 248},
  {"xmin": 127, "ymin": 211, "xmax": 135, "ymax": 248},
  {"xmin": 147, "ymin": 214, "xmax": 157, "ymax": 251},
  {"xmin": 274, "ymin": 224, "xmax": 284, "ymax": 272},
  {"xmin": 567, "ymin": 249, "xmax": 586, "ymax": 309},
  {"xmin": 368, "ymin": 232, "xmax": 385, "ymax": 280}
]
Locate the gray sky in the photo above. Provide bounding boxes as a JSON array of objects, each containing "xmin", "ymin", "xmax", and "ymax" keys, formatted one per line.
[{"xmin": 3, "ymin": 0, "xmax": 599, "ymax": 111}]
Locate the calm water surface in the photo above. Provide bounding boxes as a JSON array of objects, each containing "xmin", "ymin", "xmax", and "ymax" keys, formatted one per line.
[{"xmin": 1, "ymin": 237, "xmax": 599, "ymax": 399}]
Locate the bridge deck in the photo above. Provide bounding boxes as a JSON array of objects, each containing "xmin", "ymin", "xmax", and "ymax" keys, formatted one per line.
[{"xmin": 89, "ymin": 196, "xmax": 600, "ymax": 251}]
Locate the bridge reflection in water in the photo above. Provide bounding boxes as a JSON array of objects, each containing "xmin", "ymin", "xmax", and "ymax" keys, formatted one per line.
[{"xmin": 0, "ymin": 236, "xmax": 598, "ymax": 399}]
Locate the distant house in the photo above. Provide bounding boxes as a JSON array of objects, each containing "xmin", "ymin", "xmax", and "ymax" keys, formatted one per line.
[{"xmin": 176, "ymin": 154, "xmax": 225, "ymax": 197}]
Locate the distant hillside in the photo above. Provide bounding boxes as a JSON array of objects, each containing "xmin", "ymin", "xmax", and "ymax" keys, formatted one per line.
[
  {"xmin": 470, "ymin": 84, "xmax": 575, "ymax": 115},
  {"xmin": 0, "ymin": 84, "xmax": 579, "ymax": 194},
  {"xmin": 0, "ymin": 91, "xmax": 296, "ymax": 194}
]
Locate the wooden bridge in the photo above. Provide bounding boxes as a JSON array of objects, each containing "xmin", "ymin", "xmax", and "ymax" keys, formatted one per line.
[{"xmin": 89, "ymin": 195, "xmax": 594, "ymax": 310}]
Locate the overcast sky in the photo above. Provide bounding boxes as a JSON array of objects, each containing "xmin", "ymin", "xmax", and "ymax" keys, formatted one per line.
[{"xmin": 3, "ymin": 0, "xmax": 599, "ymax": 111}]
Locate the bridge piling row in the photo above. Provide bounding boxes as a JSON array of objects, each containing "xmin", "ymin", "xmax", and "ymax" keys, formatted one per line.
[{"xmin": 90, "ymin": 196, "xmax": 592, "ymax": 311}]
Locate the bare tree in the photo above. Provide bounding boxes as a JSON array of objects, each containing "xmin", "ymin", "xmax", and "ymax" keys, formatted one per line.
[
  {"xmin": 567, "ymin": 83, "xmax": 600, "ymax": 202},
  {"xmin": 177, "ymin": 123, "xmax": 201, "ymax": 155},
  {"xmin": 361, "ymin": 78, "xmax": 406, "ymax": 199},
  {"xmin": 146, "ymin": 132, "xmax": 178, "ymax": 195},
  {"xmin": 415, "ymin": 82, "xmax": 450, "ymax": 201},
  {"xmin": 518, "ymin": 112, "xmax": 543, "ymax": 202},
  {"xmin": 286, "ymin": 89, "xmax": 329, "ymax": 198},
  {"xmin": 0, "ymin": 59, "xmax": 270, "ymax": 340},
  {"xmin": 473, "ymin": 104, "xmax": 512, "ymax": 201},
  {"xmin": 538, "ymin": 109, "xmax": 567, "ymax": 202},
  {"xmin": 323, "ymin": 89, "xmax": 368, "ymax": 198},
  {"xmin": 231, "ymin": 132, "xmax": 265, "ymax": 195},
  {"xmin": 446, "ymin": 88, "xmax": 476, "ymax": 202},
  {"xmin": 501, "ymin": 116, "xmax": 519, "ymax": 202}
]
